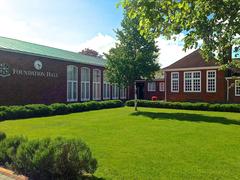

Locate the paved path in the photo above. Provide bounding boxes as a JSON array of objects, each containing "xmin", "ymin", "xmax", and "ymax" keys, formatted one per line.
[
  {"xmin": 0, "ymin": 167, "xmax": 27, "ymax": 180},
  {"xmin": 0, "ymin": 173, "xmax": 15, "ymax": 180}
]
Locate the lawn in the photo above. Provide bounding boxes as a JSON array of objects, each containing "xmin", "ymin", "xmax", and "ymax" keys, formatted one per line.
[{"xmin": 0, "ymin": 107, "xmax": 240, "ymax": 179}]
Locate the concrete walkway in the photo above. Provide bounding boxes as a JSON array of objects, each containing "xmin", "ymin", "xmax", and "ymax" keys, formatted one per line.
[
  {"xmin": 0, "ymin": 167, "xmax": 28, "ymax": 180},
  {"xmin": 0, "ymin": 173, "xmax": 15, "ymax": 180}
]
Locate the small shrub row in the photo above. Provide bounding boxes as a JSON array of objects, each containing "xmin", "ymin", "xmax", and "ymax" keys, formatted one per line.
[
  {"xmin": 125, "ymin": 100, "xmax": 240, "ymax": 112},
  {"xmin": 0, "ymin": 100, "xmax": 123, "ymax": 121},
  {"xmin": 0, "ymin": 132, "xmax": 97, "ymax": 180}
]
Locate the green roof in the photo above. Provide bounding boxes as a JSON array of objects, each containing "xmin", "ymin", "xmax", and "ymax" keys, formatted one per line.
[{"xmin": 0, "ymin": 36, "xmax": 106, "ymax": 67}]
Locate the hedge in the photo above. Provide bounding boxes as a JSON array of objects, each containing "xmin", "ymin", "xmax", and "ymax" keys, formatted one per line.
[
  {"xmin": 0, "ymin": 100, "xmax": 123, "ymax": 121},
  {"xmin": 0, "ymin": 133, "xmax": 97, "ymax": 179},
  {"xmin": 125, "ymin": 100, "xmax": 240, "ymax": 113}
]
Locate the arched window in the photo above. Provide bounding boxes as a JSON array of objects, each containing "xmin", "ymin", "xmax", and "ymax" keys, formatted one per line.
[
  {"xmin": 67, "ymin": 65, "xmax": 78, "ymax": 102},
  {"xmin": 103, "ymin": 71, "xmax": 110, "ymax": 100},
  {"xmin": 81, "ymin": 67, "xmax": 90, "ymax": 101},
  {"xmin": 93, "ymin": 69, "xmax": 101, "ymax": 100}
]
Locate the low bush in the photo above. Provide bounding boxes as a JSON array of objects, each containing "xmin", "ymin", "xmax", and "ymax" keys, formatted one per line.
[
  {"xmin": 0, "ymin": 136, "xmax": 27, "ymax": 167},
  {"xmin": 0, "ymin": 132, "xmax": 6, "ymax": 141},
  {"xmin": 0, "ymin": 100, "xmax": 123, "ymax": 121},
  {"xmin": 125, "ymin": 100, "xmax": 240, "ymax": 113},
  {"xmin": 24, "ymin": 104, "xmax": 51, "ymax": 117},
  {"xmin": 0, "ymin": 134, "xmax": 97, "ymax": 180},
  {"xmin": 49, "ymin": 103, "xmax": 69, "ymax": 115}
]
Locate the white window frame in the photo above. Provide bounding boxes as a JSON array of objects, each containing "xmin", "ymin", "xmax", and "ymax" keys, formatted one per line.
[
  {"xmin": 235, "ymin": 80, "xmax": 240, "ymax": 96},
  {"xmin": 159, "ymin": 82, "xmax": 165, "ymax": 92},
  {"xmin": 148, "ymin": 82, "xmax": 156, "ymax": 92},
  {"xmin": 93, "ymin": 69, "xmax": 101, "ymax": 100},
  {"xmin": 67, "ymin": 65, "xmax": 78, "ymax": 102},
  {"xmin": 81, "ymin": 67, "xmax": 90, "ymax": 101},
  {"xmin": 112, "ymin": 84, "xmax": 119, "ymax": 99},
  {"xmin": 120, "ymin": 87, "xmax": 127, "ymax": 99},
  {"xmin": 184, "ymin": 71, "xmax": 201, "ymax": 92},
  {"xmin": 206, "ymin": 70, "xmax": 217, "ymax": 93},
  {"xmin": 103, "ymin": 71, "xmax": 110, "ymax": 100},
  {"xmin": 171, "ymin": 72, "xmax": 179, "ymax": 92}
]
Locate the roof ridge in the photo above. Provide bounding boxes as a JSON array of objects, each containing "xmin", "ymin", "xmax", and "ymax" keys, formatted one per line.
[
  {"xmin": 0, "ymin": 36, "xmax": 105, "ymax": 61},
  {"xmin": 163, "ymin": 49, "xmax": 200, "ymax": 69}
]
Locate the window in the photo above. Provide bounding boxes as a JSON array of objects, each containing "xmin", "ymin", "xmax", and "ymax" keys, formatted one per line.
[
  {"xmin": 120, "ymin": 87, "xmax": 127, "ymax": 99},
  {"xmin": 93, "ymin": 69, "xmax": 101, "ymax": 100},
  {"xmin": 184, "ymin": 71, "xmax": 201, "ymax": 92},
  {"xmin": 81, "ymin": 67, "xmax": 90, "ymax": 101},
  {"xmin": 235, "ymin": 80, "xmax": 240, "ymax": 96},
  {"xmin": 159, "ymin": 82, "xmax": 165, "ymax": 92},
  {"xmin": 67, "ymin": 65, "xmax": 78, "ymax": 102},
  {"xmin": 171, "ymin": 72, "xmax": 179, "ymax": 92},
  {"xmin": 103, "ymin": 71, "xmax": 110, "ymax": 100},
  {"xmin": 207, "ymin": 70, "xmax": 216, "ymax": 92},
  {"xmin": 148, "ymin": 82, "xmax": 156, "ymax": 92},
  {"xmin": 112, "ymin": 84, "xmax": 119, "ymax": 99}
]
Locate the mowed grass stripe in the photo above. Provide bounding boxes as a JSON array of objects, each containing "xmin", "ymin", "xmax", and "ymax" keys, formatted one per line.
[{"xmin": 0, "ymin": 107, "xmax": 240, "ymax": 179}]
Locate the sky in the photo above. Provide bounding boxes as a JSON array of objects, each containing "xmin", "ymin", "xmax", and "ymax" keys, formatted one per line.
[{"xmin": 0, "ymin": 0, "xmax": 196, "ymax": 67}]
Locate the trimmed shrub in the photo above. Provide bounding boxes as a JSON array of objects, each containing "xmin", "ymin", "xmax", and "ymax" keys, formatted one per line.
[
  {"xmin": 3, "ymin": 106, "xmax": 30, "ymax": 120},
  {"xmin": 67, "ymin": 103, "xmax": 86, "ymax": 113},
  {"xmin": 0, "ymin": 132, "xmax": 6, "ymax": 141},
  {"xmin": 49, "ymin": 103, "xmax": 69, "ymax": 115},
  {"xmin": 0, "ymin": 100, "xmax": 123, "ymax": 121},
  {"xmin": 0, "ymin": 111, "xmax": 6, "ymax": 121},
  {"xmin": 100, "ymin": 100, "xmax": 123, "ymax": 109},
  {"xmin": 24, "ymin": 104, "xmax": 51, "ymax": 117},
  {"xmin": 0, "ymin": 106, "xmax": 8, "ymax": 111},
  {"xmin": 125, "ymin": 100, "xmax": 240, "ymax": 113}
]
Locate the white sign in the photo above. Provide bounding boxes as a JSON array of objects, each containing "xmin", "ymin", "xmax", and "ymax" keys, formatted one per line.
[
  {"xmin": 0, "ymin": 62, "xmax": 58, "ymax": 78},
  {"xmin": 0, "ymin": 63, "xmax": 11, "ymax": 77},
  {"xmin": 232, "ymin": 45, "xmax": 240, "ymax": 59}
]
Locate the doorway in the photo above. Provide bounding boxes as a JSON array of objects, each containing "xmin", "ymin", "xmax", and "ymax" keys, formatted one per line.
[{"xmin": 136, "ymin": 82, "xmax": 145, "ymax": 99}]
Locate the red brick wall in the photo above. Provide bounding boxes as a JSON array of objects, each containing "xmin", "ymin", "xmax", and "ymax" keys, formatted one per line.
[
  {"xmin": 129, "ymin": 80, "xmax": 165, "ymax": 100},
  {"xmin": 165, "ymin": 69, "xmax": 227, "ymax": 103},
  {"xmin": 0, "ymin": 50, "xmax": 114, "ymax": 105},
  {"xmin": 228, "ymin": 79, "xmax": 240, "ymax": 103},
  {"xmin": 143, "ymin": 80, "xmax": 165, "ymax": 100}
]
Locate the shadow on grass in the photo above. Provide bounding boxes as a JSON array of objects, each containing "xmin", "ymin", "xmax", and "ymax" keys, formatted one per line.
[
  {"xmin": 83, "ymin": 175, "xmax": 105, "ymax": 180},
  {"xmin": 131, "ymin": 111, "xmax": 240, "ymax": 126}
]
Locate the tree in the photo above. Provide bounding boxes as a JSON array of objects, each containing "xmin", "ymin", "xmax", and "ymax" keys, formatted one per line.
[
  {"xmin": 105, "ymin": 14, "xmax": 160, "ymax": 111},
  {"xmin": 80, "ymin": 48, "xmax": 103, "ymax": 58},
  {"xmin": 120, "ymin": 0, "xmax": 240, "ymax": 68}
]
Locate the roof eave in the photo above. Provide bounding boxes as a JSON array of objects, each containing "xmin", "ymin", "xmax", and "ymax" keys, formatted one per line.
[{"xmin": 0, "ymin": 47, "xmax": 106, "ymax": 67}]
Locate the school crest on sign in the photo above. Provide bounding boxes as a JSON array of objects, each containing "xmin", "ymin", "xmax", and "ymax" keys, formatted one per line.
[{"xmin": 0, "ymin": 63, "xmax": 11, "ymax": 77}]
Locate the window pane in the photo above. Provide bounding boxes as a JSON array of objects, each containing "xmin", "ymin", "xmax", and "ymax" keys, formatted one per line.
[
  {"xmin": 68, "ymin": 82, "xmax": 72, "ymax": 100},
  {"xmin": 86, "ymin": 83, "xmax": 90, "ymax": 99},
  {"xmin": 236, "ymin": 80, "xmax": 240, "ymax": 96},
  {"xmin": 73, "ymin": 82, "xmax": 77, "ymax": 99},
  {"xmin": 207, "ymin": 71, "xmax": 216, "ymax": 92}
]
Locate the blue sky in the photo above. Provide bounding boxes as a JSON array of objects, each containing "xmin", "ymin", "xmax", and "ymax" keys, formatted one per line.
[
  {"xmin": 0, "ymin": 0, "xmax": 123, "ymax": 44},
  {"xmin": 0, "ymin": 0, "xmax": 197, "ymax": 67}
]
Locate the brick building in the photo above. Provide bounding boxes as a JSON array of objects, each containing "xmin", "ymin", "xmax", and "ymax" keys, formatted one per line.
[
  {"xmin": 0, "ymin": 37, "xmax": 127, "ymax": 105},
  {"xmin": 0, "ymin": 37, "xmax": 239, "ymax": 105},
  {"xmin": 132, "ymin": 50, "xmax": 240, "ymax": 103}
]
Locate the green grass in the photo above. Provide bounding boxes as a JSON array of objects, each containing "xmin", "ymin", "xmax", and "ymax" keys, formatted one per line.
[{"xmin": 0, "ymin": 107, "xmax": 240, "ymax": 180}]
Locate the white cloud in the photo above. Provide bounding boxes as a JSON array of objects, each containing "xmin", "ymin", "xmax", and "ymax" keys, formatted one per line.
[
  {"xmin": 156, "ymin": 34, "xmax": 197, "ymax": 68},
  {"xmin": 0, "ymin": 0, "xmax": 196, "ymax": 67},
  {"xmin": 77, "ymin": 33, "xmax": 197, "ymax": 67},
  {"xmin": 78, "ymin": 33, "xmax": 116, "ymax": 54}
]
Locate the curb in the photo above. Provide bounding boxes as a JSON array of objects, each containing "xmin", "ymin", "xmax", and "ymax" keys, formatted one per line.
[{"xmin": 0, "ymin": 167, "xmax": 28, "ymax": 180}]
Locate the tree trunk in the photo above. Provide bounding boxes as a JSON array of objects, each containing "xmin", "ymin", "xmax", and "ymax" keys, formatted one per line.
[{"xmin": 134, "ymin": 81, "xmax": 138, "ymax": 111}]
